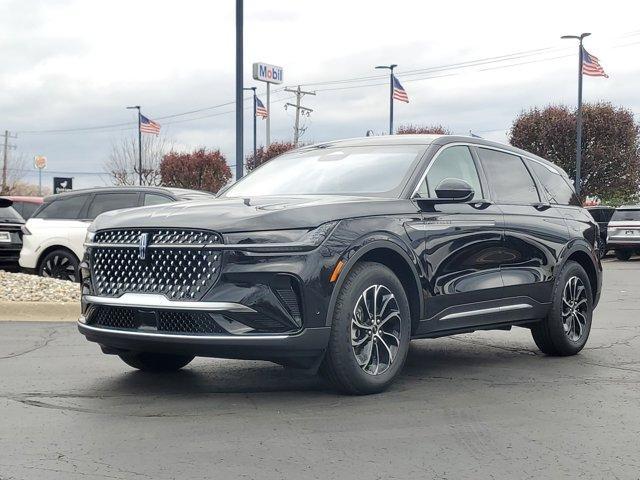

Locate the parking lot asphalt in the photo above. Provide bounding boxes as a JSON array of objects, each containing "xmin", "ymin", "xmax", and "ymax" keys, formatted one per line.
[{"xmin": 1, "ymin": 258, "xmax": 639, "ymax": 480}]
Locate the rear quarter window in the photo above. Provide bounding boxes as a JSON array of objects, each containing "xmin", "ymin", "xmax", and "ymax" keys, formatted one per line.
[
  {"xmin": 35, "ymin": 195, "xmax": 89, "ymax": 220},
  {"xmin": 527, "ymin": 160, "xmax": 580, "ymax": 206}
]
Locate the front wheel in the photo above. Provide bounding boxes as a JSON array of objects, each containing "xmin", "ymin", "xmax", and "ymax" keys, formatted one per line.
[
  {"xmin": 320, "ymin": 262, "xmax": 411, "ymax": 395},
  {"xmin": 119, "ymin": 352, "xmax": 194, "ymax": 372},
  {"xmin": 531, "ymin": 261, "xmax": 593, "ymax": 356},
  {"xmin": 38, "ymin": 249, "xmax": 80, "ymax": 282}
]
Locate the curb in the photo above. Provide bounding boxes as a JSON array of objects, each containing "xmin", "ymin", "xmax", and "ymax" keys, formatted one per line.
[{"xmin": 0, "ymin": 301, "xmax": 80, "ymax": 322}]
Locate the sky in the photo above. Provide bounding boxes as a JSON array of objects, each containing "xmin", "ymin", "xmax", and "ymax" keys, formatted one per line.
[{"xmin": 1, "ymin": 0, "xmax": 639, "ymax": 189}]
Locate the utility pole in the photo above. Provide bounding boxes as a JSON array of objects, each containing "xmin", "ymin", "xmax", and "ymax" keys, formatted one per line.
[
  {"xmin": 1, "ymin": 130, "xmax": 17, "ymax": 194},
  {"xmin": 235, "ymin": 0, "xmax": 244, "ymax": 180},
  {"xmin": 284, "ymin": 86, "xmax": 316, "ymax": 146},
  {"xmin": 561, "ymin": 32, "xmax": 591, "ymax": 196}
]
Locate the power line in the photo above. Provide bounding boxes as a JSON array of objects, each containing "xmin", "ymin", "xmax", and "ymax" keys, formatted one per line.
[{"xmin": 11, "ymin": 38, "xmax": 639, "ymax": 137}]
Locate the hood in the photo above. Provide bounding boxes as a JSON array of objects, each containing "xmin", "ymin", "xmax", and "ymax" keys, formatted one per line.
[{"xmin": 91, "ymin": 195, "xmax": 418, "ymax": 233}]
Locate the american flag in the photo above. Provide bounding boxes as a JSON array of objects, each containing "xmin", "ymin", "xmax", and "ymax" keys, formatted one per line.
[
  {"xmin": 140, "ymin": 114, "xmax": 161, "ymax": 135},
  {"xmin": 582, "ymin": 49, "xmax": 609, "ymax": 78},
  {"xmin": 256, "ymin": 97, "xmax": 268, "ymax": 119},
  {"xmin": 392, "ymin": 76, "xmax": 409, "ymax": 103}
]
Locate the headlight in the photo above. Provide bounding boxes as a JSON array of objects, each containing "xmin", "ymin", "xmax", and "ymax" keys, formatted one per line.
[
  {"xmin": 224, "ymin": 221, "xmax": 338, "ymax": 252},
  {"xmin": 20, "ymin": 225, "xmax": 31, "ymax": 235},
  {"xmin": 84, "ymin": 230, "xmax": 96, "ymax": 244}
]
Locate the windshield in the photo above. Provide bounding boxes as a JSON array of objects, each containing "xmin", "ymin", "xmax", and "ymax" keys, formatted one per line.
[
  {"xmin": 224, "ymin": 145, "xmax": 424, "ymax": 197},
  {"xmin": 0, "ymin": 206, "xmax": 23, "ymax": 223},
  {"xmin": 611, "ymin": 209, "xmax": 640, "ymax": 222}
]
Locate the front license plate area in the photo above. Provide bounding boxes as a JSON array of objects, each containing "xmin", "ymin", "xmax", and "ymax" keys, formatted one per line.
[{"xmin": 0, "ymin": 232, "xmax": 10, "ymax": 243}]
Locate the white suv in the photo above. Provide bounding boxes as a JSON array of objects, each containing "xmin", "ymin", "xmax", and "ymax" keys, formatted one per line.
[
  {"xmin": 607, "ymin": 205, "xmax": 640, "ymax": 261},
  {"xmin": 20, "ymin": 186, "xmax": 212, "ymax": 280}
]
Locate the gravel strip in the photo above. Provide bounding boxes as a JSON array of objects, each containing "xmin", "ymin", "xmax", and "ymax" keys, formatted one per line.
[{"xmin": 0, "ymin": 270, "xmax": 80, "ymax": 303}]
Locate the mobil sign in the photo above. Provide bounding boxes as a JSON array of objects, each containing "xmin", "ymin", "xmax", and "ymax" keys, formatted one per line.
[{"xmin": 252, "ymin": 62, "xmax": 283, "ymax": 84}]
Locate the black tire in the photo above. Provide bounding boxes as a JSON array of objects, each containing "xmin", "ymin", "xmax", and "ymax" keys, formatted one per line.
[
  {"xmin": 118, "ymin": 352, "xmax": 194, "ymax": 372},
  {"xmin": 38, "ymin": 249, "xmax": 80, "ymax": 282},
  {"xmin": 531, "ymin": 260, "xmax": 593, "ymax": 356},
  {"xmin": 615, "ymin": 249, "xmax": 633, "ymax": 261},
  {"xmin": 320, "ymin": 261, "xmax": 411, "ymax": 395}
]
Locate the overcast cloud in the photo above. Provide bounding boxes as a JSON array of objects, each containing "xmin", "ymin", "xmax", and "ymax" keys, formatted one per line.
[{"xmin": 1, "ymin": 0, "xmax": 639, "ymax": 188}]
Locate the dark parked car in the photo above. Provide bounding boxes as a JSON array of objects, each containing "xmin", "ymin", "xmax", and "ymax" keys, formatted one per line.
[
  {"xmin": 0, "ymin": 198, "xmax": 25, "ymax": 270},
  {"xmin": 78, "ymin": 135, "xmax": 602, "ymax": 394},
  {"xmin": 586, "ymin": 206, "xmax": 615, "ymax": 258}
]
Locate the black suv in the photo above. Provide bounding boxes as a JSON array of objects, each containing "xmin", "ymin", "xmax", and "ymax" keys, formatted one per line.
[{"xmin": 78, "ymin": 135, "xmax": 602, "ymax": 394}]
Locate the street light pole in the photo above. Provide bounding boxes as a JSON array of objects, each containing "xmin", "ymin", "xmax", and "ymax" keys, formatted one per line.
[
  {"xmin": 561, "ymin": 32, "xmax": 591, "ymax": 197},
  {"xmin": 235, "ymin": 0, "xmax": 244, "ymax": 180},
  {"xmin": 375, "ymin": 64, "xmax": 397, "ymax": 135},
  {"xmin": 244, "ymin": 86, "xmax": 257, "ymax": 159},
  {"xmin": 126, "ymin": 105, "xmax": 142, "ymax": 185}
]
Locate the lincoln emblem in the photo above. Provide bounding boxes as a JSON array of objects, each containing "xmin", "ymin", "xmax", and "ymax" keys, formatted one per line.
[{"xmin": 138, "ymin": 233, "xmax": 149, "ymax": 260}]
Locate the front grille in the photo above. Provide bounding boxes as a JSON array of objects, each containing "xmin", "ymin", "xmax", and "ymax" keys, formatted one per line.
[
  {"xmin": 88, "ymin": 305, "xmax": 227, "ymax": 335},
  {"xmin": 89, "ymin": 305, "xmax": 137, "ymax": 329},
  {"xmin": 158, "ymin": 310, "xmax": 226, "ymax": 334},
  {"xmin": 90, "ymin": 229, "xmax": 222, "ymax": 301}
]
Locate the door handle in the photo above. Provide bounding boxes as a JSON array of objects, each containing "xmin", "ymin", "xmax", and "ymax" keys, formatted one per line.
[
  {"xmin": 532, "ymin": 202, "xmax": 551, "ymax": 211},
  {"xmin": 470, "ymin": 199, "xmax": 493, "ymax": 210}
]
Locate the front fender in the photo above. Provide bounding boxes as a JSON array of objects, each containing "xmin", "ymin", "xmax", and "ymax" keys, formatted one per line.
[{"xmin": 324, "ymin": 234, "xmax": 424, "ymax": 327}]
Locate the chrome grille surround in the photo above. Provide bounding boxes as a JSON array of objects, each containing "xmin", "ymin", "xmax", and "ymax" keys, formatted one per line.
[{"xmin": 90, "ymin": 229, "xmax": 223, "ymax": 301}]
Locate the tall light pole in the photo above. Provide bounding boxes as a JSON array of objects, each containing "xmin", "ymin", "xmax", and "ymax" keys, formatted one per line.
[
  {"xmin": 243, "ymin": 86, "xmax": 257, "ymax": 159},
  {"xmin": 375, "ymin": 64, "xmax": 397, "ymax": 135},
  {"xmin": 126, "ymin": 105, "xmax": 142, "ymax": 185},
  {"xmin": 561, "ymin": 32, "xmax": 591, "ymax": 196},
  {"xmin": 235, "ymin": 0, "xmax": 244, "ymax": 180}
]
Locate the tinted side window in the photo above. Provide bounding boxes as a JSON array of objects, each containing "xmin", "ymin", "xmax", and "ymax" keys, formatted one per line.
[
  {"xmin": 144, "ymin": 193, "xmax": 173, "ymax": 206},
  {"xmin": 420, "ymin": 146, "xmax": 482, "ymax": 200},
  {"xmin": 35, "ymin": 195, "xmax": 89, "ymax": 219},
  {"xmin": 479, "ymin": 148, "xmax": 539, "ymax": 204},
  {"xmin": 86, "ymin": 193, "xmax": 140, "ymax": 219},
  {"xmin": 588, "ymin": 209, "xmax": 603, "ymax": 222},
  {"xmin": 20, "ymin": 202, "xmax": 40, "ymax": 219},
  {"xmin": 528, "ymin": 161, "xmax": 580, "ymax": 206}
]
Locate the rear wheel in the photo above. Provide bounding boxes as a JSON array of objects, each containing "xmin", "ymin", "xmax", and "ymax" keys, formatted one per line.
[
  {"xmin": 38, "ymin": 249, "xmax": 79, "ymax": 282},
  {"xmin": 615, "ymin": 249, "xmax": 633, "ymax": 261},
  {"xmin": 320, "ymin": 262, "xmax": 411, "ymax": 395},
  {"xmin": 531, "ymin": 261, "xmax": 593, "ymax": 356},
  {"xmin": 118, "ymin": 352, "xmax": 194, "ymax": 372}
]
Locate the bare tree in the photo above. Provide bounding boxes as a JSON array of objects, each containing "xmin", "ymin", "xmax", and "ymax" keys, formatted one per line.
[{"xmin": 105, "ymin": 134, "xmax": 173, "ymax": 186}]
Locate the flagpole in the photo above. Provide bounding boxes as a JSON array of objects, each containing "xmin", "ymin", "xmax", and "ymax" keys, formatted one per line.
[
  {"xmin": 375, "ymin": 64, "xmax": 397, "ymax": 135},
  {"xmin": 561, "ymin": 32, "xmax": 590, "ymax": 197},
  {"xmin": 575, "ymin": 41, "xmax": 584, "ymax": 197},
  {"xmin": 244, "ymin": 86, "xmax": 257, "ymax": 159},
  {"xmin": 126, "ymin": 105, "xmax": 142, "ymax": 185}
]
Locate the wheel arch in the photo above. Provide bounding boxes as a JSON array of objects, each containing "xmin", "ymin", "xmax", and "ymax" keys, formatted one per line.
[
  {"xmin": 560, "ymin": 242, "xmax": 600, "ymax": 306},
  {"xmin": 325, "ymin": 239, "xmax": 424, "ymax": 333},
  {"xmin": 36, "ymin": 244, "xmax": 80, "ymax": 272}
]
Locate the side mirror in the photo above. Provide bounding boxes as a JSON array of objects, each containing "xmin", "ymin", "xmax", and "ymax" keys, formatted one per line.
[
  {"xmin": 0, "ymin": 197, "xmax": 13, "ymax": 208},
  {"xmin": 415, "ymin": 178, "xmax": 475, "ymax": 206},
  {"xmin": 434, "ymin": 178, "xmax": 474, "ymax": 202}
]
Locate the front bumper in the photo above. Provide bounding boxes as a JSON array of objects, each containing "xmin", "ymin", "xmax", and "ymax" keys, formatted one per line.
[
  {"xmin": 79, "ymin": 232, "xmax": 343, "ymax": 366},
  {"xmin": 78, "ymin": 318, "xmax": 330, "ymax": 367}
]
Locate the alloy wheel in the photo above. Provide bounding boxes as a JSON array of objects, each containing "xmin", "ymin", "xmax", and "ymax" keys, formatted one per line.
[
  {"xmin": 42, "ymin": 254, "xmax": 76, "ymax": 282},
  {"xmin": 351, "ymin": 284, "xmax": 402, "ymax": 376},
  {"xmin": 562, "ymin": 276, "xmax": 588, "ymax": 342}
]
